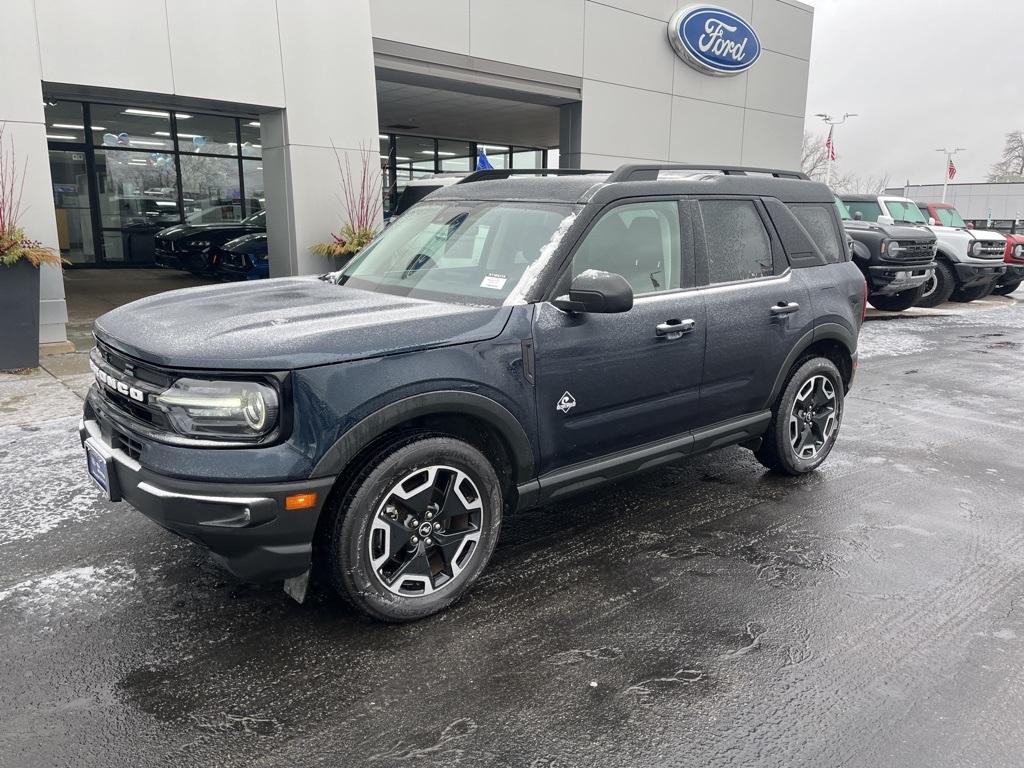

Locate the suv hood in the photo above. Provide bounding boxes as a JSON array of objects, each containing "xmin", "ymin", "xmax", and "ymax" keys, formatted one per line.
[
  {"xmin": 842, "ymin": 220, "xmax": 933, "ymax": 241},
  {"xmin": 94, "ymin": 278, "xmax": 512, "ymax": 370},
  {"xmin": 966, "ymin": 228, "xmax": 1007, "ymax": 243}
]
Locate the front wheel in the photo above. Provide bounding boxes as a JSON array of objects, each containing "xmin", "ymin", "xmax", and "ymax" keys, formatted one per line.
[
  {"xmin": 867, "ymin": 285, "xmax": 925, "ymax": 312},
  {"xmin": 915, "ymin": 262, "xmax": 956, "ymax": 308},
  {"xmin": 992, "ymin": 279, "xmax": 1021, "ymax": 296},
  {"xmin": 950, "ymin": 282, "xmax": 994, "ymax": 303},
  {"xmin": 324, "ymin": 435, "xmax": 503, "ymax": 622},
  {"xmin": 755, "ymin": 357, "xmax": 845, "ymax": 476}
]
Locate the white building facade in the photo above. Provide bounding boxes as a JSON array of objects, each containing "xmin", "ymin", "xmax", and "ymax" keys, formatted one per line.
[{"xmin": 1, "ymin": 0, "xmax": 814, "ymax": 351}]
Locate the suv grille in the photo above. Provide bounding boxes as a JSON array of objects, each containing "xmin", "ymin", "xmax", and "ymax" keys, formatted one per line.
[
  {"xmin": 91, "ymin": 340, "xmax": 174, "ymax": 432},
  {"xmin": 892, "ymin": 241, "xmax": 935, "ymax": 265},
  {"xmin": 976, "ymin": 241, "xmax": 1006, "ymax": 260}
]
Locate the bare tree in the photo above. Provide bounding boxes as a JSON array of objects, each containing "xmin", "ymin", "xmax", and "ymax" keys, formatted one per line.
[
  {"xmin": 988, "ymin": 130, "xmax": 1024, "ymax": 182},
  {"xmin": 801, "ymin": 131, "xmax": 831, "ymax": 182},
  {"xmin": 832, "ymin": 173, "xmax": 891, "ymax": 196}
]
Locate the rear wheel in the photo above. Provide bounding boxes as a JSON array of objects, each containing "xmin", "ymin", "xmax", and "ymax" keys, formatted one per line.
[
  {"xmin": 867, "ymin": 285, "xmax": 924, "ymax": 312},
  {"xmin": 950, "ymin": 282, "xmax": 994, "ymax": 303},
  {"xmin": 915, "ymin": 261, "xmax": 956, "ymax": 308},
  {"xmin": 992, "ymin": 279, "xmax": 1021, "ymax": 296},
  {"xmin": 755, "ymin": 357, "xmax": 845, "ymax": 476},
  {"xmin": 324, "ymin": 435, "xmax": 503, "ymax": 622}
]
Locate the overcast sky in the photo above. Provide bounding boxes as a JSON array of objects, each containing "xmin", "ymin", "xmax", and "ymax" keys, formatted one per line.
[{"xmin": 804, "ymin": 0, "xmax": 1024, "ymax": 185}]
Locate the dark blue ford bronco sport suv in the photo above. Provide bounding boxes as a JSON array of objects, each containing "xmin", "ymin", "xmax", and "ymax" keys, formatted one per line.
[{"xmin": 81, "ymin": 165, "xmax": 866, "ymax": 621}]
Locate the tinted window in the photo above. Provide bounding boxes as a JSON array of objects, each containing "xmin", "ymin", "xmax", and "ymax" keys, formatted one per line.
[
  {"xmin": 844, "ymin": 200, "xmax": 882, "ymax": 221},
  {"xmin": 572, "ymin": 201, "xmax": 682, "ymax": 295},
  {"xmin": 700, "ymin": 200, "xmax": 773, "ymax": 283},
  {"xmin": 792, "ymin": 204, "xmax": 845, "ymax": 264}
]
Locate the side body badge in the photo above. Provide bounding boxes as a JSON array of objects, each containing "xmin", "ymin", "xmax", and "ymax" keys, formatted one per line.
[{"xmin": 556, "ymin": 391, "xmax": 577, "ymax": 414}]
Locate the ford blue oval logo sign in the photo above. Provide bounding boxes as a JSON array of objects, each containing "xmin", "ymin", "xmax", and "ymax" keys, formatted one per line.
[{"xmin": 668, "ymin": 5, "xmax": 761, "ymax": 77}]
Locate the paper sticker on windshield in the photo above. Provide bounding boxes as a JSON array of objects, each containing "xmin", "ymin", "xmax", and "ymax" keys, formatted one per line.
[{"xmin": 480, "ymin": 274, "xmax": 507, "ymax": 290}]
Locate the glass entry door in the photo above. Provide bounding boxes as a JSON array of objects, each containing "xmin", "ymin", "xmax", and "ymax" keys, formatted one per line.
[{"xmin": 48, "ymin": 149, "xmax": 97, "ymax": 265}]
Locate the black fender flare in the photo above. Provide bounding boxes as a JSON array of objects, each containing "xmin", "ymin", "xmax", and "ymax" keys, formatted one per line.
[
  {"xmin": 766, "ymin": 323, "xmax": 857, "ymax": 405},
  {"xmin": 310, "ymin": 390, "xmax": 535, "ymax": 481}
]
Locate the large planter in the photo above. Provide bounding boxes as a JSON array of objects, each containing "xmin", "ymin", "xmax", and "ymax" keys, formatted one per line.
[{"xmin": 0, "ymin": 259, "xmax": 41, "ymax": 370}]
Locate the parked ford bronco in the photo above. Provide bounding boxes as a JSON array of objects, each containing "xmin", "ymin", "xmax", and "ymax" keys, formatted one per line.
[
  {"xmin": 81, "ymin": 165, "xmax": 866, "ymax": 622},
  {"xmin": 841, "ymin": 194, "xmax": 1005, "ymax": 307},
  {"xmin": 995, "ymin": 233, "xmax": 1024, "ymax": 295},
  {"xmin": 834, "ymin": 196, "xmax": 936, "ymax": 312}
]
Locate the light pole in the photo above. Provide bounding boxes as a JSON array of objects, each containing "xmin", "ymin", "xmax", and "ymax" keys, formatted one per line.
[
  {"xmin": 815, "ymin": 112, "xmax": 858, "ymax": 187},
  {"xmin": 936, "ymin": 147, "xmax": 965, "ymax": 202}
]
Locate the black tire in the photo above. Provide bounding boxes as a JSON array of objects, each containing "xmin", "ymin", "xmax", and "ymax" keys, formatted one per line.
[
  {"xmin": 755, "ymin": 357, "xmax": 845, "ymax": 476},
  {"xmin": 323, "ymin": 434, "xmax": 503, "ymax": 622},
  {"xmin": 915, "ymin": 261, "xmax": 956, "ymax": 308},
  {"xmin": 950, "ymin": 282, "xmax": 994, "ymax": 303},
  {"xmin": 867, "ymin": 285, "xmax": 925, "ymax": 312},
  {"xmin": 991, "ymin": 280, "xmax": 1021, "ymax": 296}
]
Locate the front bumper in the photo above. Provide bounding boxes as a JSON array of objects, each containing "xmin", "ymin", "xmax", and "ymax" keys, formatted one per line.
[
  {"xmin": 954, "ymin": 261, "xmax": 1006, "ymax": 289},
  {"xmin": 80, "ymin": 418, "xmax": 334, "ymax": 582},
  {"xmin": 867, "ymin": 263, "xmax": 935, "ymax": 295}
]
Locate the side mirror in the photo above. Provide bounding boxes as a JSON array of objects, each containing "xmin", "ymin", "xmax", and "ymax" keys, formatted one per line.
[
  {"xmin": 928, "ymin": 217, "xmax": 936, "ymax": 226},
  {"xmin": 853, "ymin": 211, "xmax": 864, "ymax": 221},
  {"xmin": 552, "ymin": 270, "xmax": 634, "ymax": 314},
  {"xmin": 877, "ymin": 214, "xmax": 895, "ymax": 226}
]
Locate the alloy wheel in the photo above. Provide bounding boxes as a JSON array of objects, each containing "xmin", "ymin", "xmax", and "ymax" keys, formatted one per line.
[
  {"xmin": 789, "ymin": 375, "xmax": 839, "ymax": 460},
  {"xmin": 368, "ymin": 465, "xmax": 484, "ymax": 597}
]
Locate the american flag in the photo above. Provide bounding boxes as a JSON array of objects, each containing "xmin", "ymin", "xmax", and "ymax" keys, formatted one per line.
[
  {"xmin": 947, "ymin": 158, "xmax": 957, "ymax": 180},
  {"xmin": 825, "ymin": 127, "xmax": 837, "ymax": 161}
]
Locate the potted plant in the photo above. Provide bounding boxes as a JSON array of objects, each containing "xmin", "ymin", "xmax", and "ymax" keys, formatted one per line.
[
  {"xmin": 312, "ymin": 142, "xmax": 382, "ymax": 263},
  {"xmin": 0, "ymin": 123, "xmax": 64, "ymax": 371}
]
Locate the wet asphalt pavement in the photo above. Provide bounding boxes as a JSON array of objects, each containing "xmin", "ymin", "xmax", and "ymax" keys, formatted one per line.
[{"xmin": 3, "ymin": 298, "xmax": 1024, "ymax": 768}]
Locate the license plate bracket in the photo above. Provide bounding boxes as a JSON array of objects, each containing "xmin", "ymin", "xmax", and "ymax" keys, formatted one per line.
[{"xmin": 85, "ymin": 439, "xmax": 121, "ymax": 502}]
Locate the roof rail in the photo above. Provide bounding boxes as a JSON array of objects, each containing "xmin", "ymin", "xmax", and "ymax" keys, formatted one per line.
[
  {"xmin": 458, "ymin": 168, "xmax": 611, "ymax": 184},
  {"xmin": 606, "ymin": 163, "xmax": 809, "ymax": 183}
]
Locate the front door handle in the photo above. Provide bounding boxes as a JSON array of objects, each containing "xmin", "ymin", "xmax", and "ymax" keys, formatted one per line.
[
  {"xmin": 770, "ymin": 301, "xmax": 800, "ymax": 317},
  {"xmin": 656, "ymin": 318, "xmax": 696, "ymax": 338}
]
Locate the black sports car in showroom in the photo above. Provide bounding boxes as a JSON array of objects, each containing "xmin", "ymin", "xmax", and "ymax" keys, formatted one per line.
[{"xmin": 154, "ymin": 210, "xmax": 266, "ymax": 276}]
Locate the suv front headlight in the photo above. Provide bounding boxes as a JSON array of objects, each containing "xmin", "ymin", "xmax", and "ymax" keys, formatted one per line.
[
  {"xmin": 1014, "ymin": 243, "xmax": 1023, "ymax": 259},
  {"xmin": 970, "ymin": 240, "xmax": 983, "ymax": 257},
  {"xmin": 882, "ymin": 240, "xmax": 903, "ymax": 257},
  {"xmin": 153, "ymin": 378, "xmax": 280, "ymax": 441}
]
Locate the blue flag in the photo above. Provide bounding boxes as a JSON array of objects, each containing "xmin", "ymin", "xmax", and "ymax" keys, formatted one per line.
[{"xmin": 476, "ymin": 147, "xmax": 494, "ymax": 171}]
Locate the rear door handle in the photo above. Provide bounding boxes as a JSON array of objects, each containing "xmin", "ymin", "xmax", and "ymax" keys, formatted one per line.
[
  {"xmin": 656, "ymin": 318, "xmax": 696, "ymax": 338},
  {"xmin": 770, "ymin": 301, "xmax": 800, "ymax": 316}
]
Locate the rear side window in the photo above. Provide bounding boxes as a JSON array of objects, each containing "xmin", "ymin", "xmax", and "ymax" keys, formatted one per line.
[
  {"xmin": 791, "ymin": 204, "xmax": 845, "ymax": 263},
  {"xmin": 844, "ymin": 200, "xmax": 882, "ymax": 221},
  {"xmin": 699, "ymin": 200, "xmax": 773, "ymax": 284}
]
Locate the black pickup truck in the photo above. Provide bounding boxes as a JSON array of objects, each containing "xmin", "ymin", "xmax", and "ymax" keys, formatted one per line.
[{"xmin": 834, "ymin": 197, "xmax": 936, "ymax": 311}]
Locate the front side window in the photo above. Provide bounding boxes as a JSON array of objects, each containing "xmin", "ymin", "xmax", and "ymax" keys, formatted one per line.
[
  {"xmin": 884, "ymin": 200, "xmax": 928, "ymax": 224},
  {"xmin": 571, "ymin": 201, "xmax": 682, "ymax": 296},
  {"xmin": 334, "ymin": 201, "xmax": 576, "ymax": 306},
  {"xmin": 844, "ymin": 200, "xmax": 882, "ymax": 222},
  {"xmin": 700, "ymin": 200, "xmax": 774, "ymax": 283},
  {"xmin": 792, "ymin": 204, "xmax": 845, "ymax": 264},
  {"xmin": 933, "ymin": 206, "xmax": 967, "ymax": 228}
]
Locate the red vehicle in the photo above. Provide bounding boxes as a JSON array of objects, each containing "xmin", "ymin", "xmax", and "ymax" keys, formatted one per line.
[{"xmin": 997, "ymin": 233, "xmax": 1024, "ymax": 295}]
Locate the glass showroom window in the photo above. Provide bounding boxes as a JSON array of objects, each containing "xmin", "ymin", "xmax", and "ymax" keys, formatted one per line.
[{"xmin": 44, "ymin": 99, "xmax": 263, "ymax": 265}]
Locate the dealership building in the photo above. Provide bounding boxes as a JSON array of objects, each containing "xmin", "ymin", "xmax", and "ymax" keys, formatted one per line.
[
  {"xmin": 1, "ymin": 0, "xmax": 813, "ymax": 352},
  {"xmin": 888, "ymin": 182, "xmax": 1024, "ymax": 231}
]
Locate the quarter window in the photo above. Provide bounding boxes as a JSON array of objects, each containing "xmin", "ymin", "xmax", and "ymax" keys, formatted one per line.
[
  {"xmin": 700, "ymin": 200, "xmax": 774, "ymax": 283},
  {"xmin": 791, "ymin": 204, "xmax": 845, "ymax": 263},
  {"xmin": 571, "ymin": 201, "xmax": 682, "ymax": 295}
]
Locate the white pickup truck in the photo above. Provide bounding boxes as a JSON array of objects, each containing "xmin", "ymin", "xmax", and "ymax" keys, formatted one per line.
[{"xmin": 840, "ymin": 194, "xmax": 1007, "ymax": 307}]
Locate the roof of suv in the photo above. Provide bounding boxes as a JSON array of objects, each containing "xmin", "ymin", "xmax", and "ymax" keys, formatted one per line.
[
  {"xmin": 839, "ymin": 194, "xmax": 881, "ymax": 202},
  {"xmin": 427, "ymin": 165, "xmax": 835, "ymax": 206}
]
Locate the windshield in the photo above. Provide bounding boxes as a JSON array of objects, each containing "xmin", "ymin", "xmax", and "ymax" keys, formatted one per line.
[
  {"xmin": 833, "ymin": 196, "xmax": 852, "ymax": 221},
  {"xmin": 934, "ymin": 206, "xmax": 967, "ymax": 228},
  {"xmin": 333, "ymin": 201, "xmax": 576, "ymax": 306},
  {"xmin": 885, "ymin": 200, "xmax": 928, "ymax": 224}
]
